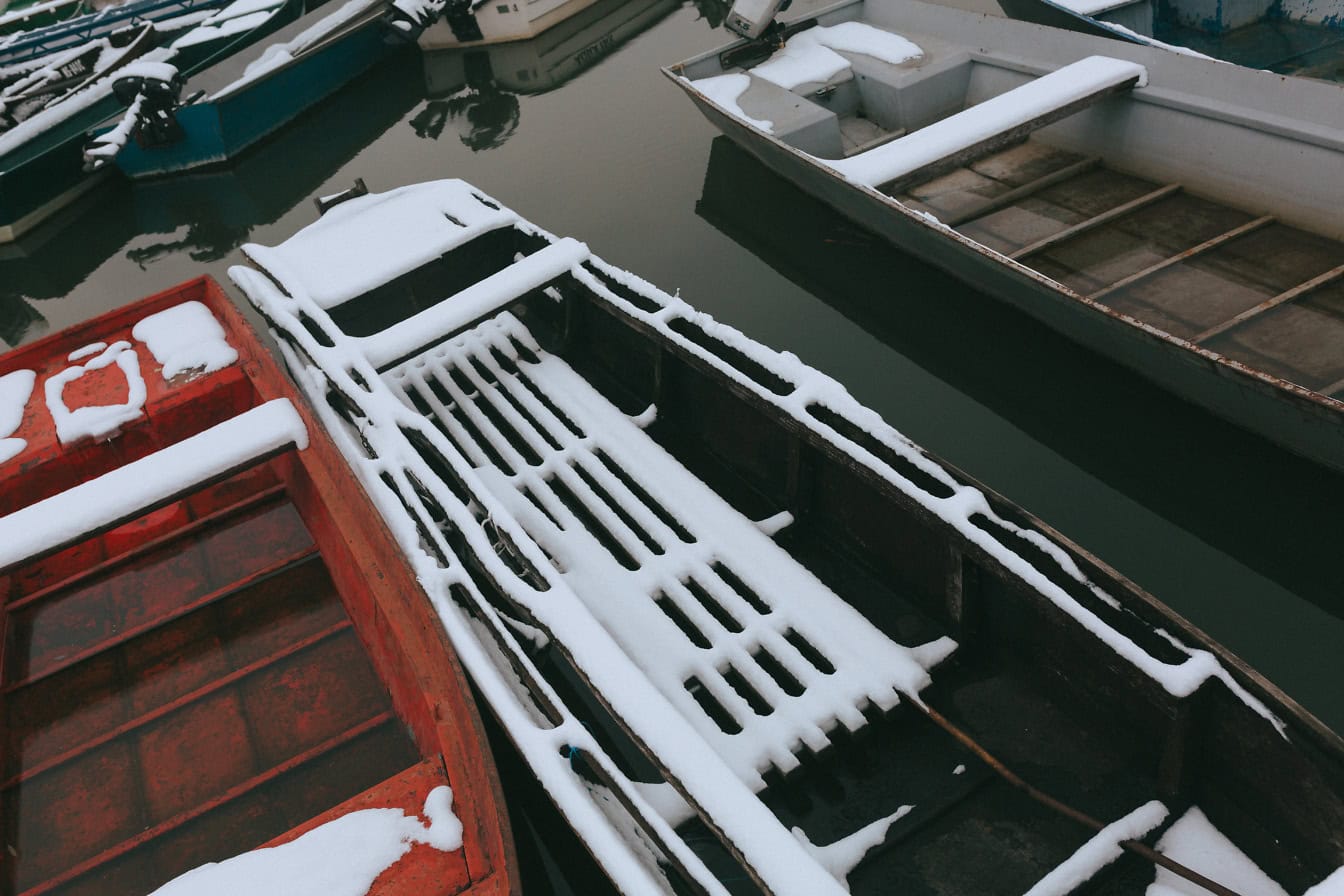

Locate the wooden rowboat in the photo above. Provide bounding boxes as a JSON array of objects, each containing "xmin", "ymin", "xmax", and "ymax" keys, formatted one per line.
[
  {"xmin": 234, "ymin": 179, "xmax": 1344, "ymax": 896},
  {"xmin": 0, "ymin": 276, "xmax": 515, "ymax": 896},
  {"xmin": 666, "ymin": 0, "xmax": 1344, "ymax": 476}
]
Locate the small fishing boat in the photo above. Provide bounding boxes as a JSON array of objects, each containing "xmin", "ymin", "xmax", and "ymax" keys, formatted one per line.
[
  {"xmin": 418, "ymin": 0, "xmax": 597, "ymax": 50},
  {"xmin": 0, "ymin": 0, "xmax": 225, "ymax": 67},
  {"xmin": 93, "ymin": 0, "xmax": 438, "ymax": 178},
  {"xmin": 998, "ymin": 0, "xmax": 1344, "ymax": 82},
  {"xmin": 0, "ymin": 275, "xmax": 516, "ymax": 896},
  {"xmin": 418, "ymin": 0, "xmax": 679, "ymax": 146},
  {"xmin": 0, "ymin": 22, "xmax": 156, "ymax": 131},
  {"xmin": 234, "ymin": 179, "xmax": 1344, "ymax": 896},
  {"xmin": 667, "ymin": 0, "xmax": 1344, "ymax": 476},
  {"xmin": 0, "ymin": 0, "xmax": 94, "ymax": 40},
  {"xmin": 0, "ymin": 0, "xmax": 301, "ymax": 243}
]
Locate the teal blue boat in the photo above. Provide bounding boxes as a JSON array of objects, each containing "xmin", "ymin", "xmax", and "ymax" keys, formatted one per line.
[
  {"xmin": 102, "ymin": 0, "xmax": 439, "ymax": 178},
  {"xmin": 0, "ymin": 0, "xmax": 301, "ymax": 242}
]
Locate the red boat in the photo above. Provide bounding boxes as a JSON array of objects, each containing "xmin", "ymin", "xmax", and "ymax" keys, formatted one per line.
[{"xmin": 0, "ymin": 277, "xmax": 516, "ymax": 896}]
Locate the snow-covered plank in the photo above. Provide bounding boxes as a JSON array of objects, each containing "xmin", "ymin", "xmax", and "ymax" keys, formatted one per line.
[
  {"xmin": 359, "ymin": 237, "xmax": 589, "ymax": 368},
  {"xmin": 829, "ymin": 55, "xmax": 1146, "ymax": 189},
  {"xmin": 0, "ymin": 398, "xmax": 307, "ymax": 570}
]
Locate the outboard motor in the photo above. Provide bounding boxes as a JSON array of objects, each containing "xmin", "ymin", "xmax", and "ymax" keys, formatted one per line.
[
  {"xmin": 83, "ymin": 62, "xmax": 184, "ymax": 170},
  {"xmin": 719, "ymin": 0, "xmax": 813, "ymax": 68},
  {"xmin": 725, "ymin": 0, "xmax": 791, "ymax": 38}
]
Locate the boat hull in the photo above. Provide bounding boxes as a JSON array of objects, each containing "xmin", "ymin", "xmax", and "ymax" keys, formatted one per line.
[
  {"xmin": 114, "ymin": 21, "xmax": 394, "ymax": 177},
  {"xmin": 670, "ymin": 70, "xmax": 1344, "ymax": 475}
]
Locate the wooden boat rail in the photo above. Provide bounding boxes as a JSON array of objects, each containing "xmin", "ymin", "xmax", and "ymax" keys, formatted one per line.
[
  {"xmin": 0, "ymin": 276, "xmax": 514, "ymax": 896},
  {"xmin": 234, "ymin": 180, "xmax": 1344, "ymax": 896}
]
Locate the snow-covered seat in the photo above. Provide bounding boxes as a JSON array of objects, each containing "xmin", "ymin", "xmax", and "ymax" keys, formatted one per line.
[{"xmin": 829, "ymin": 55, "xmax": 1146, "ymax": 190}]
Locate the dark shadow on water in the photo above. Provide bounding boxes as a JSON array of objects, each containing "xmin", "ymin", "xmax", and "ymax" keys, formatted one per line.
[{"xmin": 695, "ymin": 135, "xmax": 1344, "ymax": 625}]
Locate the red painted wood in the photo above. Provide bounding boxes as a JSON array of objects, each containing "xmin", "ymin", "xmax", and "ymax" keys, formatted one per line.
[{"xmin": 0, "ymin": 277, "xmax": 516, "ymax": 896}]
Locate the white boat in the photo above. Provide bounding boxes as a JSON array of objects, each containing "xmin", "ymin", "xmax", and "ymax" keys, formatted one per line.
[
  {"xmin": 666, "ymin": 0, "xmax": 1344, "ymax": 474},
  {"xmin": 233, "ymin": 178, "xmax": 1344, "ymax": 896}
]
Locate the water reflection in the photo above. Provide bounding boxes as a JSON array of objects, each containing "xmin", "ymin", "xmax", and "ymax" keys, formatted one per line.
[
  {"xmin": 416, "ymin": 0, "xmax": 704, "ymax": 149},
  {"xmin": 696, "ymin": 134, "xmax": 1344, "ymax": 631},
  {"xmin": 0, "ymin": 48, "xmax": 424, "ymax": 341}
]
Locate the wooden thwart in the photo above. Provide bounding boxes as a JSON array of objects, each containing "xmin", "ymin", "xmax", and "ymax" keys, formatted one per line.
[
  {"xmin": 941, "ymin": 156, "xmax": 1101, "ymax": 228},
  {"xmin": 1192, "ymin": 262, "xmax": 1344, "ymax": 343},
  {"xmin": 877, "ymin": 73, "xmax": 1141, "ymax": 195},
  {"xmin": 1089, "ymin": 215, "xmax": 1276, "ymax": 301},
  {"xmin": 1010, "ymin": 183, "xmax": 1181, "ymax": 260}
]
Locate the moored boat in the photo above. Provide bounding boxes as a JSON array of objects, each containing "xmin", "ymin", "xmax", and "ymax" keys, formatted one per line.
[
  {"xmin": 0, "ymin": 0, "xmax": 302, "ymax": 243},
  {"xmin": 0, "ymin": 275, "xmax": 516, "ymax": 896},
  {"xmin": 234, "ymin": 179, "xmax": 1344, "ymax": 896},
  {"xmin": 418, "ymin": 0, "xmax": 679, "ymax": 146},
  {"xmin": 998, "ymin": 0, "xmax": 1344, "ymax": 82},
  {"xmin": 95, "ymin": 0, "xmax": 438, "ymax": 178},
  {"xmin": 666, "ymin": 0, "xmax": 1344, "ymax": 475}
]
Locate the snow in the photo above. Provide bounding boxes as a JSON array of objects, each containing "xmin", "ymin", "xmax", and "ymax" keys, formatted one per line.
[
  {"xmin": 245, "ymin": 179, "xmax": 514, "ymax": 311},
  {"xmin": 149, "ymin": 785, "xmax": 463, "ymax": 896},
  {"xmin": 1052, "ymin": 0, "xmax": 1137, "ymax": 15},
  {"xmin": 0, "ymin": 44, "xmax": 175, "ymax": 159},
  {"xmin": 210, "ymin": 0, "xmax": 381, "ymax": 99},
  {"xmin": 173, "ymin": 10, "xmax": 274, "ymax": 47},
  {"xmin": 1306, "ymin": 868, "xmax": 1344, "ymax": 896},
  {"xmin": 753, "ymin": 22, "xmax": 922, "ymax": 90},
  {"xmin": 132, "ymin": 301, "xmax": 239, "ymax": 381},
  {"xmin": 1096, "ymin": 21, "xmax": 1222, "ymax": 60},
  {"xmin": 68, "ymin": 342, "xmax": 108, "ymax": 361},
  {"xmin": 0, "ymin": 398, "xmax": 307, "ymax": 570},
  {"xmin": 359, "ymin": 238, "xmax": 589, "ymax": 368},
  {"xmin": 792, "ymin": 806, "xmax": 911, "ymax": 890},
  {"xmin": 44, "ymin": 341, "xmax": 147, "ymax": 444},
  {"xmin": 830, "ymin": 55, "xmax": 1147, "ymax": 187},
  {"xmin": 114, "ymin": 60, "xmax": 180, "ymax": 82},
  {"xmin": 85, "ymin": 91, "xmax": 147, "ymax": 165},
  {"xmin": 690, "ymin": 73, "xmax": 773, "ymax": 132},
  {"xmin": 1025, "ymin": 800, "xmax": 1167, "ymax": 896},
  {"xmin": 1148, "ymin": 807, "xmax": 1287, "ymax": 896},
  {"xmin": 952, "ymin": 763, "xmax": 965, "ymax": 774},
  {"xmin": 231, "ymin": 179, "xmax": 1298, "ymax": 896},
  {"xmin": 0, "ymin": 369, "xmax": 35, "ymax": 465}
]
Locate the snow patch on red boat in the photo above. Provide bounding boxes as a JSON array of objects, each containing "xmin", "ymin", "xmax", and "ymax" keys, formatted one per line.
[
  {"xmin": 148, "ymin": 785, "xmax": 464, "ymax": 896},
  {"xmin": 44, "ymin": 340, "xmax": 146, "ymax": 444},
  {"xmin": 0, "ymin": 368, "xmax": 35, "ymax": 463},
  {"xmin": 133, "ymin": 300, "xmax": 239, "ymax": 381}
]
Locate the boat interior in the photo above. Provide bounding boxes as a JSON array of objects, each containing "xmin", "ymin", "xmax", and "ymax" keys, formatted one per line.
[
  {"xmin": 257, "ymin": 198, "xmax": 1344, "ymax": 895},
  {"xmin": 674, "ymin": 8, "xmax": 1344, "ymax": 401},
  {"xmin": 0, "ymin": 281, "xmax": 491, "ymax": 896}
]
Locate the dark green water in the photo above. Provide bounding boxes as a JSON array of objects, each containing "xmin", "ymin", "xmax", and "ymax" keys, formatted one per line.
[{"xmin": 2, "ymin": 0, "xmax": 1341, "ymax": 752}]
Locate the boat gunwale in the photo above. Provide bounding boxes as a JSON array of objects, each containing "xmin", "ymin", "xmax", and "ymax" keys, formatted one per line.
[
  {"xmin": 237, "ymin": 182, "xmax": 1344, "ymax": 894},
  {"xmin": 662, "ymin": 11, "xmax": 1344, "ymax": 466},
  {"xmin": 0, "ymin": 274, "xmax": 518, "ymax": 896}
]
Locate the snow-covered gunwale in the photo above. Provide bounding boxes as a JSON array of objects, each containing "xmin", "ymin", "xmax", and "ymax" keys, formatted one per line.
[
  {"xmin": 667, "ymin": 0, "xmax": 1344, "ymax": 479},
  {"xmin": 0, "ymin": 275, "xmax": 515, "ymax": 896},
  {"xmin": 234, "ymin": 179, "xmax": 1344, "ymax": 896},
  {"xmin": 92, "ymin": 0, "xmax": 436, "ymax": 179}
]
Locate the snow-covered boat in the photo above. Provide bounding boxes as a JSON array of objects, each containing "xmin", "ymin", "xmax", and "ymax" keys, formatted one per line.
[
  {"xmin": 0, "ymin": 275, "xmax": 516, "ymax": 896},
  {"xmin": 417, "ymin": 0, "xmax": 678, "ymax": 146},
  {"xmin": 0, "ymin": 0, "xmax": 302, "ymax": 243},
  {"xmin": 93, "ymin": 0, "xmax": 439, "ymax": 178},
  {"xmin": 999, "ymin": 0, "xmax": 1344, "ymax": 82},
  {"xmin": 0, "ymin": 0, "xmax": 225, "ymax": 67},
  {"xmin": 666, "ymin": 0, "xmax": 1344, "ymax": 476},
  {"xmin": 234, "ymin": 178, "xmax": 1344, "ymax": 896}
]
